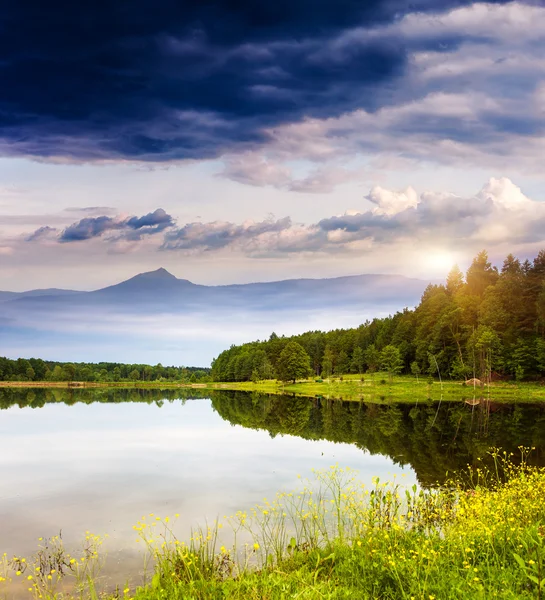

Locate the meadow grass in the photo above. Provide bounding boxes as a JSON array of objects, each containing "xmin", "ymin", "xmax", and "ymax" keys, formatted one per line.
[
  {"xmin": 2, "ymin": 449, "xmax": 545, "ymax": 599},
  {"xmin": 2, "ymin": 372, "xmax": 545, "ymax": 403},
  {"xmin": 203, "ymin": 372, "xmax": 545, "ymax": 403}
]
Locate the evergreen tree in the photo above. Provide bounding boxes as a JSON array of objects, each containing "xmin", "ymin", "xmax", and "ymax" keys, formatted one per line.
[
  {"xmin": 446, "ymin": 264, "xmax": 464, "ymax": 295},
  {"xmin": 466, "ymin": 250, "xmax": 499, "ymax": 297},
  {"xmin": 335, "ymin": 350, "xmax": 349, "ymax": 375},
  {"xmin": 276, "ymin": 341, "xmax": 312, "ymax": 383},
  {"xmin": 501, "ymin": 253, "xmax": 522, "ymax": 275},
  {"xmin": 365, "ymin": 344, "xmax": 380, "ymax": 373},
  {"xmin": 350, "ymin": 347, "xmax": 364, "ymax": 374},
  {"xmin": 321, "ymin": 345, "xmax": 334, "ymax": 378},
  {"xmin": 380, "ymin": 345, "xmax": 403, "ymax": 382}
]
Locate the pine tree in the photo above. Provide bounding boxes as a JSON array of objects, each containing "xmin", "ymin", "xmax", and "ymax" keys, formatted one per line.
[
  {"xmin": 446, "ymin": 264, "xmax": 464, "ymax": 295},
  {"xmin": 380, "ymin": 345, "xmax": 403, "ymax": 382},
  {"xmin": 466, "ymin": 250, "xmax": 498, "ymax": 297},
  {"xmin": 276, "ymin": 341, "xmax": 312, "ymax": 383},
  {"xmin": 351, "ymin": 347, "xmax": 364, "ymax": 374}
]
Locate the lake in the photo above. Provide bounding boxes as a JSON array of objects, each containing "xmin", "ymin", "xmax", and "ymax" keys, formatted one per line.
[{"xmin": 1, "ymin": 387, "xmax": 544, "ymax": 589}]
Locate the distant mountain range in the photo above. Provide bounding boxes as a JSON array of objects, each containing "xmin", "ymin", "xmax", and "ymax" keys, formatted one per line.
[
  {"xmin": 1, "ymin": 267, "xmax": 428, "ymax": 311},
  {"xmin": 0, "ymin": 268, "xmax": 431, "ymax": 364}
]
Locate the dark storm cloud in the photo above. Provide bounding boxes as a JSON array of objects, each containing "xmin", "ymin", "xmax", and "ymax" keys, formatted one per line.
[
  {"xmin": 0, "ymin": 0, "xmax": 517, "ymax": 161},
  {"xmin": 25, "ymin": 209, "xmax": 175, "ymax": 242}
]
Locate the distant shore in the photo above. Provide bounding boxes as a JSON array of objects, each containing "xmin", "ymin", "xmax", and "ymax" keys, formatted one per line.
[
  {"xmin": 0, "ymin": 380, "xmax": 207, "ymax": 389},
  {"xmin": 2, "ymin": 374, "xmax": 545, "ymax": 402}
]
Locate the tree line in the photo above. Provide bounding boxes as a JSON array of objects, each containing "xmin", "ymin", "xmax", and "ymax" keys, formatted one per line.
[
  {"xmin": 211, "ymin": 250, "xmax": 545, "ymax": 382},
  {"xmin": 0, "ymin": 357, "xmax": 211, "ymax": 383}
]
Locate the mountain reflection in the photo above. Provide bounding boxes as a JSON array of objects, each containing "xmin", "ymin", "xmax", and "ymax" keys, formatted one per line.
[{"xmin": 2, "ymin": 387, "xmax": 544, "ymax": 487}]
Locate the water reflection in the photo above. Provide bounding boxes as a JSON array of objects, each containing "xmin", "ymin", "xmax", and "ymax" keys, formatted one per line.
[
  {"xmin": 0, "ymin": 389, "xmax": 414, "ymax": 564},
  {"xmin": 1, "ymin": 387, "xmax": 544, "ymax": 588},
  {"xmin": 211, "ymin": 391, "xmax": 545, "ymax": 486}
]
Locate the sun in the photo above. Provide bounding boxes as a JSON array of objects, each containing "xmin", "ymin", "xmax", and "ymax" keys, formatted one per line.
[{"xmin": 424, "ymin": 251, "xmax": 457, "ymax": 276}]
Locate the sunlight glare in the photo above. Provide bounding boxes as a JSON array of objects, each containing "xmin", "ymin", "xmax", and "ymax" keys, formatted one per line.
[{"xmin": 423, "ymin": 250, "xmax": 457, "ymax": 277}]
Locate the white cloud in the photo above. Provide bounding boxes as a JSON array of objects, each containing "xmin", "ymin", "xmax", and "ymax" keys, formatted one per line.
[
  {"xmin": 156, "ymin": 177, "xmax": 545, "ymax": 258},
  {"xmin": 477, "ymin": 177, "xmax": 533, "ymax": 210},
  {"xmin": 9, "ymin": 177, "xmax": 545, "ymax": 262},
  {"xmin": 398, "ymin": 2, "xmax": 545, "ymax": 42},
  {"xmin": 217, "ymin": 2, "xmax": 545, "ymax": 190},
  {"xmin": 367, "ymin": 185, "xmax": 418, "ymax": 216}
]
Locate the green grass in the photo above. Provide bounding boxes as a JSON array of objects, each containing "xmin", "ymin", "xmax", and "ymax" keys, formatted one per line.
[
  {"xmin": 3, "ymin": 451, "xmax": 545, "ymax": 599},
  {"xmin": 201, "ymin": 372, "xmax": 545, "ymax": 403},
  {"xmin": 2, "ymin": 372, "xmax": 545, "ymax": 402},
  {"xmin": 126, "ymin": 452, "xmax": 545, "ymax": 599}
]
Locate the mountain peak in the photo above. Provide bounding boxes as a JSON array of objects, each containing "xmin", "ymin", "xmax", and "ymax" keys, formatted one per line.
[{"xmin": 137, "ymin": 267, "xmax": 177, "ymax": 280}]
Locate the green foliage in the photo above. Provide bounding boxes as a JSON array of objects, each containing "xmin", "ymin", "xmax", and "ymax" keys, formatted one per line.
[
  {"xmin": 322, "ymin": 345, "xmax": 334, "ymax": 379},
  {"xmin": 466, "ymin": 249, "xmax": 499, "ymax": 297},
  {"xmin": 0, "ymin": 357, "xmax": 210, "ymax": 383},
  {"xmin": 335, "ymin": 350, "xmax": 349, "ymax": 375},
  {"xmin": 211, "ymin": 249, "xmax": 545, "ymax": 383},
  {"xmin": 365, "ymin": 343, "xmax": 380, "ymax": 373},
  {"xmin": 410, "ymin": 360, "xmax": 421, "ymax": 381},
  {"xmin": 6, "ymin": 455, "xmax": 545, "ymax": 600},
  {"xmin": 350, "ymin": 346, "xmax": 364, "ymax": 374},
  {"xmin": 276, "ymin": 341, "xmax": 312, "ymax": 383},
  {"xmin": 380, "ymin": 345, "xmax": 403, "ymax": 382}
]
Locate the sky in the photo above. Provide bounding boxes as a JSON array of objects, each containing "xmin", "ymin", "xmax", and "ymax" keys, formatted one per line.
[{"xmin": 1, "ymin": 0, "xmax": 545, "ymax": 292}]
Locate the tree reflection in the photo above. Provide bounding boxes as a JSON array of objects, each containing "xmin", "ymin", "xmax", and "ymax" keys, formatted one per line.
[
  {"xmin": 210, "ymin": 392, "xmax": 545, "ymax": 487},
  {"xmin": 1, "ymin": 388, "xmax": 544, "ymax": 487}
]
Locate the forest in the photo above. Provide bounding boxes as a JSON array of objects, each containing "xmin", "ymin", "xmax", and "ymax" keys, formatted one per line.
[
  {"xmin": 211, "ymin": 250, "xmax": 545, "ymax": 383},
  {"xmin": 0, "ymin": 357, "xmax": 210, "ymax": 383}
]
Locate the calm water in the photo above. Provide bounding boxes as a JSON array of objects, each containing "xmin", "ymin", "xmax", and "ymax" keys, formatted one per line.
[{"xmin": 1, "ymin": 387, "xmax": 544, "ymax": 585}]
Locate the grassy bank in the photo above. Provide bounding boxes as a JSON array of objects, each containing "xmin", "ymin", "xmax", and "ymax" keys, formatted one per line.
[
  {"xmin": 2, "ymin": 451, "xmax": 545, "ymax": 599},
  {"xmin": 2, "ymin": 372, "xmax": 545, "ymax": 402},
  {"xmin": 203, "ymin": 373, "xmax": 545, "ymax": 403}
]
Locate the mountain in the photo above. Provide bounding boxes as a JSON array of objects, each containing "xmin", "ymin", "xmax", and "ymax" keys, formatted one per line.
[
  {"xmin": 0, "ymin": 288, "xmax": 83, "ymax": 303},
  {"xmin": 1, "ymin": 268, "xmax": 429, "ymax": 310},
  {"xmin": 0, "ymin": 268, "xmax": 431, "ymax": 365},
  {"xmin": 90, "ymin": 267, "xmax": 198, "ymax": 301}
]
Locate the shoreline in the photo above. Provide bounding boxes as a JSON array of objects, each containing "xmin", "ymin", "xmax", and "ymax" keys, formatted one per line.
[
  {"xmin": 1, "ymin": 457, "xmax": 543, "ymax": 600},
  {"xmin": 1, "ymin": 375, "xmax": 544, "ymax": 402}
]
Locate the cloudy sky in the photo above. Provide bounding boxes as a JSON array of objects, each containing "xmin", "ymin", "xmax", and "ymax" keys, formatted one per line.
[{"xmin": 1, "ymin": 0, "xmax": 544, "ymax": 291}]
